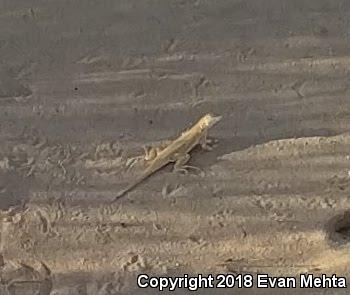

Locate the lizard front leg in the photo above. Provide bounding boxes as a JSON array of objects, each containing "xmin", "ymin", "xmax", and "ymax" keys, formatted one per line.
[
  {"xmin": 173, "ymin": 153, "xmax": 202, "ymax": 174},
  {"xmin": 199, "ymin": 131, "xmax": 213, "ymax": 151}
]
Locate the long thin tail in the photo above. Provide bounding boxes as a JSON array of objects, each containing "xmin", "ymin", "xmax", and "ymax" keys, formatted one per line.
[
  {"xmin": 111, "ymin": 181, "xmax": 140, "ymax": 203},
  {"xmin": 111, "ymin": 173, "xmax": 150, "ymax": 203},
  {"xmin": 111, "ymin": 159, "xmax": 165, "ymax": 203}
]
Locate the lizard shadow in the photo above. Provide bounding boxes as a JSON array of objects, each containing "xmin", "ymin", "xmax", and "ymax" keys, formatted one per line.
[{"xmin": 188, "ymin": 127, "xmax": 337, "ymax": 170}]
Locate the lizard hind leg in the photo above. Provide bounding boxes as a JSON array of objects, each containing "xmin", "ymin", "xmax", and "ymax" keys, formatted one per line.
[
  {"xmin": 145, "ymin": 140, "xmax": 172, "ymax": 159},
  {"xmin": 173, "ymin": 153, "xmax": 203, "ymax": 174},
  {"xmin": 125, "ymin": 145, "xmax": 156, "ymax": 169},
  {"xmin": 144, "ymin": 145, "xmax": 157, "ymax": 161}
]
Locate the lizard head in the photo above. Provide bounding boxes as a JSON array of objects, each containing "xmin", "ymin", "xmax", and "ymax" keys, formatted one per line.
[{"xmin": 198, "ymin": 113, "xmax": 222, "ymax": 130}]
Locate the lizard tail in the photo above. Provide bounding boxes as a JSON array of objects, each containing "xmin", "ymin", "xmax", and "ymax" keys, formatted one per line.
[
  {"xmin": 110, "ymin": 161, "xmax": 163, "ymax": 203},
  {"xmin": 110, "ymin": 174, "xmax": 149, "ymax": 203},
  {"xmin": 111, "ymin": 183, "xmax": 138, "ymax": 203}
]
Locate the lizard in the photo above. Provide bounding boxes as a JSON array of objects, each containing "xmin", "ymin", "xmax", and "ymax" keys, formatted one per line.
[{"xmin": 111, "ymin": 113, "xmax": 222, "ymax": 202}]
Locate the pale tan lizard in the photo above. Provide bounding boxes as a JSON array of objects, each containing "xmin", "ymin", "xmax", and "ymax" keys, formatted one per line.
[{"xmin": 111, "ymin": 113, "xmax": 222, "ymax": 202}]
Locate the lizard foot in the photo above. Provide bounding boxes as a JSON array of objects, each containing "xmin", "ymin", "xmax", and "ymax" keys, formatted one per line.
[
  {"xmin": 173, "ymin": 153, "xmax": 203, "ymax": 174},
  {"xmin": 206, "ymin": 137, "xmax": 218, "ymax": 144},
  {"xmin": 200, "ymin": 135, "xmax": 218, "ymax": 151},
  {"xmin": 174, "ymin": 165, "xmax": 203, "ymax": 175},
  {"xmin": 125, "ymin": 144, "xmax": 158, "ymax": 169},
  {"xmin": 201, "ymin": 143, "xmax": 213, "ymax": 151},
  {"xmin": 125, "ymin": 156, "xmax": 143, "ymax": 169}
]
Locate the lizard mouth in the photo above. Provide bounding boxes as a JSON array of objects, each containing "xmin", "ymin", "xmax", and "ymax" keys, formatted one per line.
[{"xmin": 210, "ymin": 115, "xmax": 222, "ymax": 126}]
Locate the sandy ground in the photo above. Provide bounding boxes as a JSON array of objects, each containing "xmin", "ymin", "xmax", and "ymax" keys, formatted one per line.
[{"xmin": 1, "ymin": 0, "xmax": 350, "ymax": 294}]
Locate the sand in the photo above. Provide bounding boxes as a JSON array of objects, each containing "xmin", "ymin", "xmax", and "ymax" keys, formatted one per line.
[{"xmin": 0, "ymin": 1, "xmax": 349, "ymax": 294}]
